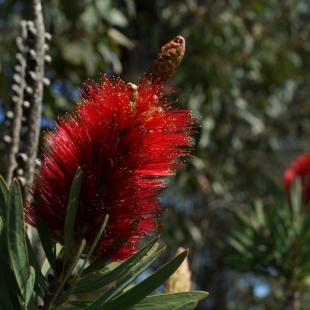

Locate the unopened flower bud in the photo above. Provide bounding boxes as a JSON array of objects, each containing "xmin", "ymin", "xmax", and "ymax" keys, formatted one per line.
[{"xmin": 146, "ymin": 35, "xmax": 185, "ymax": 84}]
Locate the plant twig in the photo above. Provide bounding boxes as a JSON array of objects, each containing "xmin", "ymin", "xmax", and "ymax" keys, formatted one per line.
[
  {"xmin": 5, "ymin": 21, "xmax": 28, "ymax": 185},
  {"xmin": 21, "ymin": 0, "xmax": 46, "ymax": 202}
]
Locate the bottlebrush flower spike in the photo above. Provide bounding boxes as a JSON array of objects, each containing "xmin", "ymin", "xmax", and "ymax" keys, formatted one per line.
[
  {"xmin": 283, "ymin": 152, "xmax": 310, "ymax": 204},
  {"xmin": 25, "ymin": 37, "xmax": 195, "ymax": 260}
]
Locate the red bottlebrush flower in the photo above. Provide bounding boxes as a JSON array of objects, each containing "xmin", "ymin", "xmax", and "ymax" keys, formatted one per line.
[
  {"xmin": 25, "ymin": 75, "xmax": 195, "ymax": 260},
  {"xmin": 283, "ymin": 152, "xmax": 310, "ymax": 204}
]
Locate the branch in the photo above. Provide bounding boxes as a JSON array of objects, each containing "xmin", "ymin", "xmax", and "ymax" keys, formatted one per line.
[
  {"xmin": 4, "ymin": 21, "xmax": 28, "ymax": 185},
  {"xmin": 21, "ymin": 0, "xmax": 46, "ymax": 202},
  {"xmin": 4, "ymin": 0, "xmax": 51, "ymax": 202}
]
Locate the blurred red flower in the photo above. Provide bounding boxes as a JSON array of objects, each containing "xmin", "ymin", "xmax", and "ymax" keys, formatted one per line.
[
  {"xmin": 25, "ymin": 76, "xmax": 195, "ymax": 260},
  {"xmin": 283, "ymin": 152, "xmax": 310, "ymax": 204}
]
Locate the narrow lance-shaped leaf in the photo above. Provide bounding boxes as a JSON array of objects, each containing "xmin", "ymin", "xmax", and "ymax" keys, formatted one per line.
[
  {"xmin": 76, "ymin": 240, "xmax": 158, "ymax": 289},
  {"xmin": 103, "ymin": 250, "xmax": 190, "ymax": 310},
  {"xmin": 78, "ymin": 256, "xmax": 110, "ymax": 279},
  {"xmin": 107, "ymin": 292, "xmax": 208, "ymax": 310},
  {"xmin": 46, "ymin": 239, "xmax": 86, "ymax": 310},
  {"xmin": 7, "ymin": 179, "xmax": 30, "ymax": 298},
  {"xmin": 290, "ymin": 178, "xmax": 303, "ymax": 232},
  {"xmin": 41, "ymin": 243, "xmax": 62, "ymax": 277},
  {"xmin": 55, "ymin": 215, "xmax": 109, "ymax": 307},
  {"xmin": 85, "ymin": 247, "xmax": 166, "ymax": 310},
  {"xmin": 24, "ymin": 266, "xmax": 35, "ymax": 310},
  {"xmin": 74, "ymin": 236, "xmax": 159, "ymax": 294},
  {"xmin": 254, "ymin": 200, "xmax": 265, "ymax": 227},
  {"xmin": 35, "ymin": 214, "xmax": 55, "ymax": 272},
  {"xmin": 61, "ymin": 167, "xmax": 82, "ymax": 279},
  {"xmin": 26, "ymin": 236, "xmax": 48, "ymax": 291}
]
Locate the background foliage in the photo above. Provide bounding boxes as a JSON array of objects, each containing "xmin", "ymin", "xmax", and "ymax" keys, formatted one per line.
[{"xmin": 2, "ymin": 0, "xmax": 310, "ymax": 309}]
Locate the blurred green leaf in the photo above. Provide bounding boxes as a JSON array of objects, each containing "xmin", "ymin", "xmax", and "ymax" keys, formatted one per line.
[
  {"xmin": 107, "ymin": 28, "xmax": 135, "ymax": 49},
  {"xmin": 103, "ymin": 8, "xmax": 128, "ymax": 27},
  {"xmin": 254, "ymin": 200, "xmax": 265, "ymax": 227},
  {"xmin": 62, "ymin": 42, "xmax": 85, "ymax": 66}
]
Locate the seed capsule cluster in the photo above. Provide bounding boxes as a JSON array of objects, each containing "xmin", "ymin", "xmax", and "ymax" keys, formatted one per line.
[{"xmin": 4, "ymin": 15, "xmax": 51, "ymax": 196}]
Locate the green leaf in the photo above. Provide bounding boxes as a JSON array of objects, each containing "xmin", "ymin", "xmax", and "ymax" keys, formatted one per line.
[
  {"xmin": 74, "ymin": 236, "xmax": 159, "ymax": 294},
  {"xmin": 48, "ymin": 239, "xmax": 87, "ymax": 309},
  {"xmin": 230, "ymin": 230, "xmax": 253, "ymax": 248},
  {"xmin": 0, "ymin": 175, "xmax": 9, "ymax": 225},
  {"xmin": 55, "ymin": 215, "xmax": 109, "ymax": 306},
  {"xmin": 79, "ymin": 241, "xmax": 158, "ymax": 280},
  {"xmin": 0, "ymin": 176, "xmax": 9, "ymax": 258},
  {"xmin": 254, "ymin": 200, "xmax": 265, "ymax": 227},
  {"xmin": 7, "ymin": 179, "xmax": 29, "ymax": 298},
  {"xmin": 41, "ymin": 243, "xmax": 63, "ymax": 279},
  {"xmin": 291, "ymin": 178, "xmax": 302, "ymax": 216},
  {"xmin": 0, "ymin": 222, "xmax": 9, "ymax": 262},
  {"xmin": 62, "ymin": 41, "xmax": 85, "ymax": 66},
  {"xmin": 35, "ymin": 214, "xmax": 55, "ymax": 272},
  {"xmin": 85, "ymin": 247, "xmax": 165, "ymax": 310},
  {"xmin": 128, "ymin": 292, "xmax": 208, "ymax": 310},
  {"xmin": 102, "ymin": 250, "xmax": 190, "ymax": 310},
  {"xmin": 107, "ymin": 28, "xmax": 135, "ymax": 49},
  {"xmin": 0, "ymin": 253, "xmax": 20, "ymax": 296},
  {"xmin": 228, "ymin": 237, "xmax": 249, "ymax": 256},
  {"xmin": 61, "ymin": 167, "xmax": 82, "ymax": 278},
  {"xmin": 67, "ymin": 301, "xmax": 91, "ymax": 308},
  {"xmin": 25, "ymin": 236, "xmax": 48, "ymax": 292},
  {"xmin": 234, "ymin": 210, "xmax": 252, "ymax": 227},
  {"xmin": 0, "ymin": 270, "xmax": 15, "ymax": 310},
  {"xmin": 103, "ymin": 8, "xmax": 128, "ymax": 27},
  {"xmin": 79, "ymin": 256, "xmax": 110, "ymax": 278},
  {"xmin": 24, "ymin": 266, "xmax": 35, "ymax": 309},
  {"xmin": 173, "ymin": 301, "xmax": 198, "ymax": 310},
  {"xmin": 290, "ymin": 178, "xmax": 303, "ymax": 232},
  {"xmin": 79, "ymin": 215, "xmax": 109, "ymax": 267}
]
